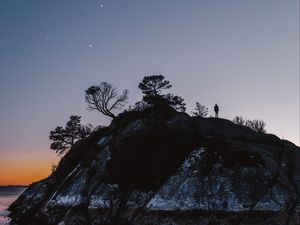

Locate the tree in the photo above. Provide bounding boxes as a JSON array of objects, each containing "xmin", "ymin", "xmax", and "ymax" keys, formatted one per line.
[
  {"xmin": 80, "ymin": 123, "xmax": 96, "ymax": 137},
  {"xmin": 132, "ymin": 100, "xmax": 151, "ymax": 112},
  {"xmin": 85, "ymin": 82, "xmax": 129, "ymax": 119},
  {"xmin": 49, "ymin": 115, "xmax": 91, "ymax": 155},
  {"xmin": 232, "ymin": 116, "xmax": 245, "ymax": 125},
  {"xmin": 165, "ymin": 94, "xmax": 186, "ymax": 112},
  {"xmin": 232, "ymin": 116, "xmax": 266, "ymax": 133},
  {"xmin": 138, "ymin": 75, "xmax": 186, "ymax": 112},
  {"xmin": 138, "ymin": 75, "xmax": 172, "ymax": 96},
  {"xmin": 64, "ymin": 115, "xmax": 83, "ymax": 144},
  {"xmin": 50, "ymin": 163, "xmax": 58, "ymax": 174},
  {"xmin": 192, "ymin": 102, "xmax": 208, "ymax": 117},
  {"xmin": 245, "ymin": 119, "xmax": 266, "ymax": 133}
]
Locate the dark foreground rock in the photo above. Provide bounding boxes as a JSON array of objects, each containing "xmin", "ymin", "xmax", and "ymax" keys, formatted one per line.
[{"xmin": 8, "ymin": 109, "xmax": 300, "ymax": 225}]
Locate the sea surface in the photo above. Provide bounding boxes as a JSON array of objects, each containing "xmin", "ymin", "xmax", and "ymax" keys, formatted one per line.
[{"xmin": 0, "ymin": 186, "xmax": 26, "ymax": 225}]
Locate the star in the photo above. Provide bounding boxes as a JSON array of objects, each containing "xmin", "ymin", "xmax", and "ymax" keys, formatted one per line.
[
  {"xmin": 97, "ymin": 4, "xmax": 104, "ymax": 7},
  {"xmin": 89, "ymin": 44, "xmax": 93, "ymax": 48}
]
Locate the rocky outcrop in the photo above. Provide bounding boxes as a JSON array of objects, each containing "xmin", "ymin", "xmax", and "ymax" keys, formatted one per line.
[{"xmin": 8, "ymin": 109, "xmax": 300, "ymax": 225}]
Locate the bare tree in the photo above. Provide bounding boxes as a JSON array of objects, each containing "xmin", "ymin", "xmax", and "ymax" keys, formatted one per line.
[
  {"xmin": 85, "ymin": 82, "xmax": 129, "ymax": 119},
  {"xmin": 246, "ymin": 119, "xmax": 266, "ymax": 133},
  {"xmin": 192, "ymin": 102, "xmax": 208, "ymax": 117},
  {"xmin": 232, "ymin": 116, "xmax": 245, "ymax": 125}
]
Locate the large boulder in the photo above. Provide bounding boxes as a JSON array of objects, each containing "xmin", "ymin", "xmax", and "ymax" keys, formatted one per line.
[{"xmin": 9, "ymin": 111, "xmax": 300, "ymax": 225}]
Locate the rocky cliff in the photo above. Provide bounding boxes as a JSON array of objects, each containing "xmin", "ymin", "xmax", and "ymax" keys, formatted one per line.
[{"xmin": 8, "ymin": 108, "xmax": 300, "ymax": 225}]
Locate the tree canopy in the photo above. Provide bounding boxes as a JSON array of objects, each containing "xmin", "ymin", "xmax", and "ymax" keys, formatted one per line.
[
  {"xmin": 49, "ymin": 115, "xmax": 91, "ymax": 155},
  {"xmin": 165, "ymin": 94, "xmax": 186, "ymax": 112},
  {"xmin": 138, "ymin": 75, "xmax": 186, "ymax": 112},
  {"xmin": 138, "ymin": 75, "xmax": 172, "ymax": 96}
]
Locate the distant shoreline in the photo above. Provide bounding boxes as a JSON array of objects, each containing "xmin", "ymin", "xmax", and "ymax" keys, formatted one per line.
[{"xmin": 0, "ymin": 185, "xmax": 27, "ymax": 188}]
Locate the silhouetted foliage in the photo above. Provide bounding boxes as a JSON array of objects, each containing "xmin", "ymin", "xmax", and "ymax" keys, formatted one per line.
[
  {"xmin": 132, "ymin": 100, "xmax": 152, "ymax": 112},
  {"xmin": 50, "ymin": 163, "xmax": 58, "ymax": 174},
  {"xmin": 49, "ymin": 115, "xmax": 91, "ymax": 155},
  {"xmin": 192, "ymin": 102, "xmax": 208, "ymax": 117},
  {"xmin": 142, "ymin": 94, "xmax": 163, "ymax": 106},
  {"xmin": 232, "ymin": 116, "xmax": 245, "ymax": 125},
  {"xmin": 232, "ymin": 116, "xmax": 266, "ymax": 133},
  {"xmin": 138, "ymin": 75, "xmax": 172, "ymax": 97},
  {"xmin": 138, "ymin": 75, "xmax": 171, "ymax": 106},
  {"xmin": 85, "ymin": 82, "xmax": 129, "ymax": 119},
  {"xmin": 81, "ymin": 123, "xmax": 98, "ymax": 135},
  {"xmin": 246, "ymin": 119, "xmax": 267, "ymax": 133},
  {"xmin": 165, "ymin": 94, "xmax": 186, "ymax": 112},
  {"xmin": 138, "ymin": 75, "xmax": 186, "ymax": 112}
]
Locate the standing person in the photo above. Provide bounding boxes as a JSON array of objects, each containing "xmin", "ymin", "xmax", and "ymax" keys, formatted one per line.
[{"xmin": 214, "ymin": 104, "xmax": 219, "ymax": 118}]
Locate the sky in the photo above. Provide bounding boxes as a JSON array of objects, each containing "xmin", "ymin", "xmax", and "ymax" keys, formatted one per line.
[{"xmin": 0, "ymin": 0, "xmax": 299, "ymax": 185}]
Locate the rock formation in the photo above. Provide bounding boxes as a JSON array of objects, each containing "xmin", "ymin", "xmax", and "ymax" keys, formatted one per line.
[{"xmin": 8, "ymin": 108, "xmax": 300, "ymax": 225}]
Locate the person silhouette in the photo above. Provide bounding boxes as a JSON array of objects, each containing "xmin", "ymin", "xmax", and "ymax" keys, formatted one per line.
[{"xmin": 214, "ymin": 104, "xmax": 219, "ymax": 118}]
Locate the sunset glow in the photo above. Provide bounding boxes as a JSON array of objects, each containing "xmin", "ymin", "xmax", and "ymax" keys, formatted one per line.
[
  {"xmin": 0, "ymin": 1, "xmax": 298, "ymax": 186},
  {"xmin": 0, "ymin": 149, "xmax": 58, "ymax": 186}
]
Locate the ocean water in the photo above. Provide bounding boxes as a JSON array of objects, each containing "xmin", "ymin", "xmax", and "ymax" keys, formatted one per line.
[{"xmin": 0, "ymin": 187, "xmax": 25, "ymax": 225}]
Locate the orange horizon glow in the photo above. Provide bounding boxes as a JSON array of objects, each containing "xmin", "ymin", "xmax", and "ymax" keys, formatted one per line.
[
  {"xmin": 1, "ymin": 136, "xmax": 299, "ymax": 186},
  {"xmin": 0, "ymin": 149, "xmax": 58, "ymax": 186}
]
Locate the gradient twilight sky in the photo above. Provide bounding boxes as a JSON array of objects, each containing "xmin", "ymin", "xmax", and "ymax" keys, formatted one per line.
[{"xmin": 0, "ymin": 0, "xmax": 299, "ymax": 185}]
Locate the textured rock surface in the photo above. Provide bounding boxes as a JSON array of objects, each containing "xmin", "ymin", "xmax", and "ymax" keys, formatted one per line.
[
  {"xmin": 147, "ymin": 149, "xmax": 292, "ymax": 211},
  {"xmin": 8, "ymin": 110, "xmax": 300, "ymax": 225}
]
